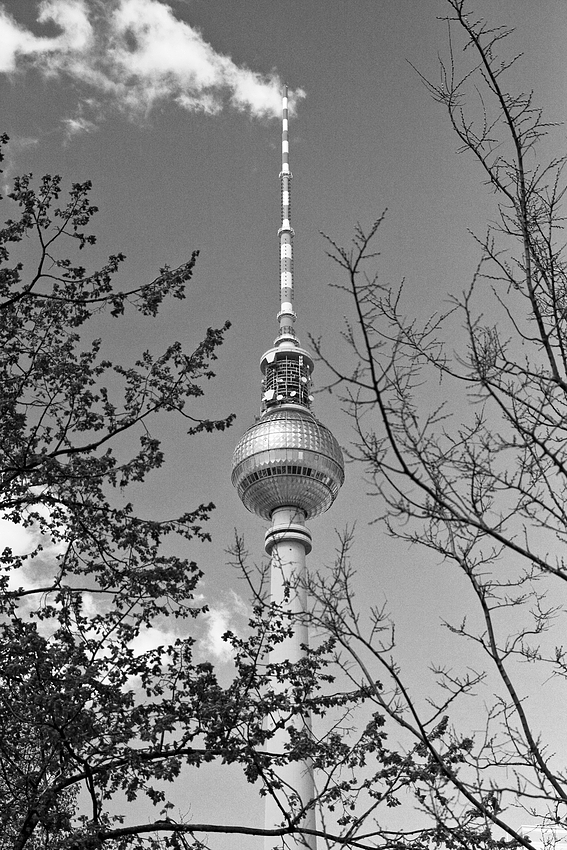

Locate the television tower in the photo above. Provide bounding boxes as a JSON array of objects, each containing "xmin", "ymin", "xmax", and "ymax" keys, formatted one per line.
[{"xmin": 231, "ymin": 86, "xmax": 345, "ymax": 849}]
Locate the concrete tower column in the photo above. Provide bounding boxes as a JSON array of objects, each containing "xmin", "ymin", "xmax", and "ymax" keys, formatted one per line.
[
  {"xmin": 264, "ymin": 507, "xmax": 316, "ymax": 850},
  {"xmin": 231, "ymin": 85, "xmax": 344, "ymax": 850}
]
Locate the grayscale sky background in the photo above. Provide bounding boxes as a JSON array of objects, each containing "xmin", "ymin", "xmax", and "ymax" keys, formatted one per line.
[{"xmin": 1, "ymin": 1, "xmax": 566, "ymax": 845}]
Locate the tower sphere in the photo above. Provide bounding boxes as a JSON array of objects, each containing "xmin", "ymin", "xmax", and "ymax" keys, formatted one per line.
[{"xmin": 231, "ymin": 405, "xmax": 344, "ymax": 521}]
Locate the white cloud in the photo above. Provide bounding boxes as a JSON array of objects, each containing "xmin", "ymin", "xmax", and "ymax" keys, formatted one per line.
[
  {"xmin": 0, "ymin": 0, "xmax": 305, "ymax": 129},
  {"xmin": 5, "ymin": 134, "xmax": 39, "ymax": 150},
  {"xmin": 228, "ymin": 588, "xmax": 249, "ymax": 618},
  {"xmin": 0, "ymin": 0, "xmax": 92, "ymax": 72},
  {"xmin": 38, "ymin": 0, "xmax": 93, "ymax": 55},
  {"xmin": 0, "ymin": 514, "xmax": 66, "ymax": 593},
  {"xmin": 130, "ymin": 622, "xmax": 179, "ymax": 656},
  {"xmin": 62, "ymin": 113, "xmax": 99, "ymax": 140},
  {"xmin": 200, "ymin": 591, "xmax": 249, "ymax": 663},
  {"xmin": 0, "ymin": 517, "xmax": 35, "ymax": 558},
  {"xmin": 201, "ymin": 607, "xmax": 234, "ymax": 662},
  {"xmin": 1, "ymin": 133, "xmax": 39, "ymax": 191}
]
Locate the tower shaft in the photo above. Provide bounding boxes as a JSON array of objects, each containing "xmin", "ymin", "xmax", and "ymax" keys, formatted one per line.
[{"xmin": 264, "ymin": 508, "xmax": 316, "ymax": 850}]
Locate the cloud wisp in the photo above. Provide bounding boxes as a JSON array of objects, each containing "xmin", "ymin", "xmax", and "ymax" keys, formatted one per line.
[
  {"xmin": 0, "ymin": 0, "xmax": 305, "ymax": 131},
  {"xmin": 200, "ymin": 590, "xmax": 249, "ymax": 664}
]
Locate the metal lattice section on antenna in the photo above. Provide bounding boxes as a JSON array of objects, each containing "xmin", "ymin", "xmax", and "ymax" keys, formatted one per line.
[{"xmin": 261, "ymin": 348, "xmax": 313, "ymax": 409}]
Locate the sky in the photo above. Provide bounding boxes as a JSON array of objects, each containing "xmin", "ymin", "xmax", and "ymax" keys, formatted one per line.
[{"xmin": 1, "ymin": 0, "xmax": 567, "ymax": 846}]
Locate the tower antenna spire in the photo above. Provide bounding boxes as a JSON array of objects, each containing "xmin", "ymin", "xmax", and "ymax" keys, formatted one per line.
[{"xmin": 277, "ymin": 83, "xmax": 297, "ymax": 345}]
